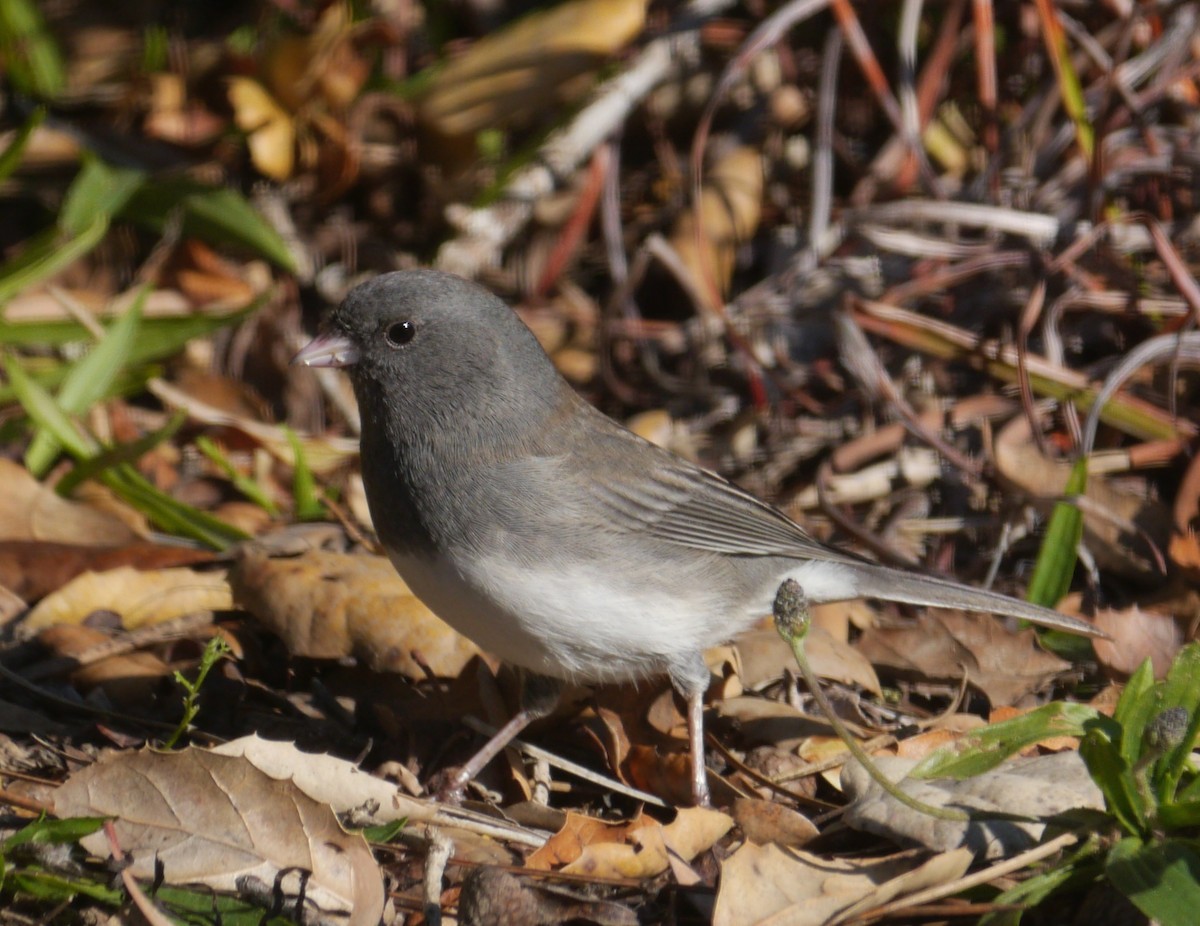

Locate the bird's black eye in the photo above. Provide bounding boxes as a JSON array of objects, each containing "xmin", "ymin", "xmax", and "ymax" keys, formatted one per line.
[{"xmin": 385, "ymin": 320, "xmax": 415, "ymax": 347}]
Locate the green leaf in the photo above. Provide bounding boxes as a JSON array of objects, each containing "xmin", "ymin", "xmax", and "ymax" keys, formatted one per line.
[
  {"xmin": 1079, "ymin": 724, "xmax": 1148, "ymax": 836},
  {"xmin": 0, "ymin": 107, "xmax": 45, "ymax": 185},
  {"xmin": 1027, "ymin": 457, "xmax": 1086, "ymax": 608},
  {"xmin": 1154, "ymin": 643, "xmax": 1200, "ymax": 801},
  {"xmin": 100, "ymin": 465, "xmax": 249, "ymax": 549},
  {"xmin": 1156, "ymin": 799, "xmax": 1200, "ymax": 829},
  {"xmin": 7, "ymin": 870, "xmax": 123, "ymax": 904},
  {"xmin": 911, "ymin": 701, "xmax": 1101, "ymax": 780},
  {"xmin": 0, "ymin": 217, "xmax": 110, "ymax": 307},
  {"xmin": 123, "ymin": 179, "xmax": 297, "ymax": 270},
  {"xmin": 56, "ymin": 410, "xmax": 186, "ymax": 497},
  {"xmin": 196, "ymin": 435, "xmax": 280, "ymax": 515},
  {"xmin": 3, "ymin": 355, "xmax": 97, "ymax": 457},
  {"xmin": 1114, "ymin": 658, "xmax": 1159, "ymax": 765},
  {"xmin": 0, "ymin": 0, "xmax": 66, "ymax": 98},
  {"xmin": 59, "ymin": 158, "xmax": 146, "ymax": 236},
  {"xmin": 24, "ymin": 292, "xmax": 145, "ymax": 476},
  {"xmin": 1107, "ymin": 837, "xmax": 1200, "ymax": 926},
  {"xmin": 981, "ymin": 845, "xmax": 1106, "ymax": 926},
  {"xmin": 362, "ymin": 818, "xmax": 408, "ymax": 844},
  {"xmin": 285, "ymin": 425, "xmax": 325, "ymax": 520},
  {"xmin": 1, "ymin": 815, "xmax": 106, "ymax": 851}
]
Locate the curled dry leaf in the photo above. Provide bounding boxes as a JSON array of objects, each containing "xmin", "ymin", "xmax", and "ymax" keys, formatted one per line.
[
  {"xmin": 37, "ymin": 624, "xmax": 171, "ymax": 705},
  {"xmin": 730, "ymin": 797, "xmax": 819, "ymax": 848},
  {"xmin": 713, "ymin": 843, "xmax": 971, "ymax": 926},
  {"xmin": 458, "ymin": 867, "xmax": 638, "ymax": 926},
  {"xmin": 0, "ymin": 540, "xmax": 215, "ymax": 602},
  {"xmin": 671, "ymin": 146, "xmax": 764, "ymax": 307},
  {"xmin": 52, "ymin": 747, "xmax": 384, "ymax": 925},
  {"xmin": 855, "ymin": 611, "xmax": 1071, "ymax": 707},
  {"xmin": 841, "ymin": 752, "xmax": 1103, "ymax": 859},
  {"xmin": 527, "ymin": 810, "xmax": 657, "ymax": 870},
  {"xmin": 0, "ymin": 459, "xmax": 143, "ymax": 546},
  {"xmin": 1093, "ymin": 604, "xmax": 1183, "ymax": 678},
  {"xmin": 230, "ymin": 549, "xmax": 481, "ymax": 677},
  {"xmin": 733, "ymin": 624, "xmax": 882, "ymax": 697},
  {"xmin": 23, "ymin": 566, "xmax": 231, "ymax": 632},
  {"xmin": 550, "ymin": 808, "xmax": 732, "ymax": 880},
  {"xmin": 419, "ymin": 0, "xmax": 647, "ymax": 138},
  {"xmin": 227, "ymin": 77, "xmax": 295, "ymax": 181}
]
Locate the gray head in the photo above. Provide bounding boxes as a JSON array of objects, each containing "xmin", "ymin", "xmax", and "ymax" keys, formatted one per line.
[{"xmin": 295, "ymin": 270, "xmax": 569, "ymax": 442}]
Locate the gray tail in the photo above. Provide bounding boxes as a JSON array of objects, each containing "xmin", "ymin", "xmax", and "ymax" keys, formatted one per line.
[{"xmin": 847, "ymin": 564, "xmax": 1105, "ymax": 638}]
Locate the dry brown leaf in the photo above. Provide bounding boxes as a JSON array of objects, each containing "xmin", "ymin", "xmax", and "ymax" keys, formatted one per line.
[
  {"xmin": 38, "ymin": 624, "xmax": 172, "ymax": 705},
  {"xmin": 731, "ymin": 797, "xmax": 819, "ymax": 847},
  {"xmin": 559, "ymin": 807, "xmax": 731, "ymax": 879},
  {"xmin": 713, "ymin": 843, "xmax": 970, "ymax": 926},
  {"xmin": 0, "ymin": 459, "xmax": 143, "ymax": 546},
  {"xmin": 623, "ymin": 744, "xmax": 692, "ymax": 804},
  {"xmin": 228, "ymin": 77, "xmax": 295, "ymax": 181},
  {"xmin": 230, "ymin": 549, "xmax": 480, "ymax": 677},
  {"xmin": 526, "ymin": 810, "xmax": 655, "ymax": 870},
  {"xmin": 458, "ymin": 867, "xmax": 638, "ymax": 926},
  {"xmin": 716, "ymin": 696, "xmax": 831, "ymax": 753},
  {"xmin": 0, "ymin": 540, "xmax": 215, "ymax": 602},
  {"xmin": 672, "ymin": 146, "xmax": 764, "ymax": 307},
  {"xmin": 1093, "ymin": 604, "xmax": 1183, "ymax": 678},
  {"xmin": 420, "ymin": 0, "xmax": 646, "ymax": 137},
  {"xmin": 734, "ymin": 624, "xmax": 882, "ymax": 696},
  {"xmin": 23, "ymin": 566, "xmax": 231, "ymax": 632},
  {"xmin": 842, "ymin": 752, "xmax": 1103, "ymax": 859},
  {"xmin": 855, "ymin": 612, "xmax": 1070, "ymax": 706},
  {"xmin": 53, "ymin": 747, "xmax": 384, "ymax": 925}
]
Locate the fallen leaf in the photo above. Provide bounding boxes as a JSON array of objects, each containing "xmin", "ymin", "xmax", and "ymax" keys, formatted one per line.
[
  {"xmin": 527, "ymin": 810, "xmax": 655, "ymax": 870},
  {"xmin": 734, "ymin": 624, "xmax": 882, "ymax": 696},
  {"xmin": 230, "ymin": 549, "xmax": 480, "ymax": 677},
  {"xmin": 53, "ymin": 747, "xmax": 384, "ymax": 925},
  {"xmin": 560, "ymin": 807, "xmax": 731, "ymax": 879},
  {"xmin": 23, "ymin": 566, "xmax": 231, "ymax": 631},
  {"xmin": 228, "ymin": 77, "xmax": 295, "ymax": 181},
  {"xmin": 0, "ymin": 540, "xmax": 214, "ymax": 602},
  {"xmin": 731, "ymin": 797, "xmax": 818, "ymax": 847},
  {"xmin": 1093, "ymin": 604, "xmax": 1182, "ymax": 678},
  {"xmin": 419, "ymin": 0, "xmax": 646, "ymax": 138},
  {"xmin": 856, "ymin": 611, "xmax": 1071, "ymax": 706},
  {"xmin": 458, "ymin": 866, "xmax": 638, "ymax": 926},
  {"xmin": 38, "ymin": 624, "xmax": 171, "ymax": 705},
  {"xmin": 671, "ymin": 146, "xmax": 763, "ymax": 307},
  {"xmin": 713, "ymin": 843, "xmax": 970, "ymax": 926},
  {"xmin": 841, "ymin": 752, "xmax": 1103, "ymax": 858},
  {"xmin": 0, "ymin": 459, "xmax": 142, "ymax": 546}
]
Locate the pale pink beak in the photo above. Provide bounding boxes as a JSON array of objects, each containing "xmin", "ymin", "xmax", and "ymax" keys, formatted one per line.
[{"xmin": 293, "ymin": 332, "xmax": 360, "ymax": 368}]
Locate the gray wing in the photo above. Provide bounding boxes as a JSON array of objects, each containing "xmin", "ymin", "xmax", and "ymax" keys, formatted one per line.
[{"xmin": 583, "ymin": 425, "xmax": 864, "ymax": 564}]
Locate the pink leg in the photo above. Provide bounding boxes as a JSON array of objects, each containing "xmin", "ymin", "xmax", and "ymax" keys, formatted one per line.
[
  {"xmin": 687, "ymin": 687, "xmax": 711, "ymax": 807},
  {"xmin": 440, "ymin": 673, "xmax": 562, "ymax": 801}
]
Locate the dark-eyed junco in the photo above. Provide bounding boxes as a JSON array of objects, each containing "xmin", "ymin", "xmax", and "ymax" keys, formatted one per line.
[{"xmin": 294, "ymin": 269, "xmax": 1101, "ymax": 806}]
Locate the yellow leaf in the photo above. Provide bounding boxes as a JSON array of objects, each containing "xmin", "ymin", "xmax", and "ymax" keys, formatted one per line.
[{"xmin": 227, "ymin": 77, "xmax": 295, "ymax": 180}]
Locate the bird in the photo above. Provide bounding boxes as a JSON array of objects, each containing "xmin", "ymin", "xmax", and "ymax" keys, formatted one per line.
[{"xmin": 294, "ymin": 269, "xmax": 1102, "ymax": 806}]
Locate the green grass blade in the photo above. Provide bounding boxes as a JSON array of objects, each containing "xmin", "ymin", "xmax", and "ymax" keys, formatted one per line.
[
  {"xmin": 0, "ymin": 0, "xmax": 66, "ymax": 98},
  {"xmin": 3, "ymin": 354, "xmax": 97, "ymax": 457},
  {"xmin": 24, "ymin": 291, "xmax": 145, "ymax": 476},
  {"xmin": 0, "ymin": 216, "xmax": 110, "ymax": 307},
  {"xmin": 1027, "ymin": 457, "xmax": 1086, "ymax": 607},
  {"xmin": 0, "ymin": 106, "xmax": 45, "ymax": 184}
]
